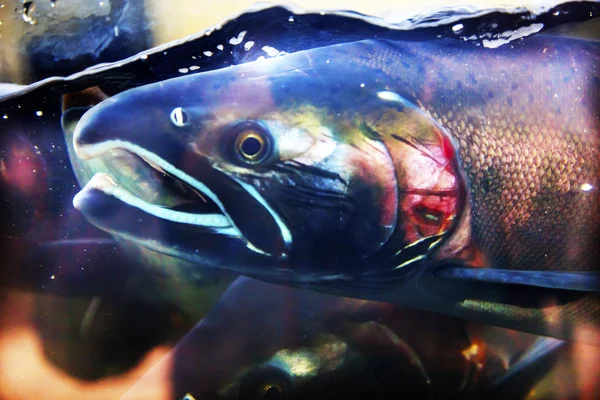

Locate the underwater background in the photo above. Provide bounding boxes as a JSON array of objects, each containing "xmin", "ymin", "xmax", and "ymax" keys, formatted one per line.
[{"xmin": 0, "ymin": 1, "xmax": 599, "ymax": 399}]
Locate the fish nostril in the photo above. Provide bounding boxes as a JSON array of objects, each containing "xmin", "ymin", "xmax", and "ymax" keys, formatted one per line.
[{"xmin": 170, "ymin": 107, "xmax": 189, "ymax": 127}]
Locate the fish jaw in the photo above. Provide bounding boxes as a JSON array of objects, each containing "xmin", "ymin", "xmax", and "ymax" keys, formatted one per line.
[{"xmin": 70, "ymin": 94, "xmax": 285, "ymax": 267}]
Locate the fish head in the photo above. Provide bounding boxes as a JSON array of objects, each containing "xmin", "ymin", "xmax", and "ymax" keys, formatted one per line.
[{"xmin": 71, "ymin": 43, "xmax": 464, "ymax": 285}]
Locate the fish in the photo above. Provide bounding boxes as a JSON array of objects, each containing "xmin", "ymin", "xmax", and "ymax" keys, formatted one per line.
[
  {"xmin": 122, "ymin": 277, "xmax": 496, "ymax": 399},
  {"xmin": 66, "ymin": 35, "xmax": 600, "ymax": 345}
]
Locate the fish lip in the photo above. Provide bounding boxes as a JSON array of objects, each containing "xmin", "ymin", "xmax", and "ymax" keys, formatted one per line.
[
  {"xmin": 74, "ymin": 125, "xmax": 289, "ymax": 257},
  {"xmin": 72, "ymin": 139, "xmax": 264, "ymax": 248},
  {"xmin": 74, "ymin": 172, "xmax": 236, "ymax": 233}
]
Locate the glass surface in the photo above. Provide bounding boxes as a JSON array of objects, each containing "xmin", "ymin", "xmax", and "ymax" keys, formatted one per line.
[{"xmin": 0, "ymin": 1, "xmax": 599, "ymax": 399}]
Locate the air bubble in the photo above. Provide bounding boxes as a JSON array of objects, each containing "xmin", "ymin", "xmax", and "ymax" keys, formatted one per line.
[
  {"xmin": 261, "ymin": 46, "xmax": 279, "ymax": 57},
  {"xmin": 229, "ymin": 31, "xmax": 247, "ymax": 45},
  {"xmin": 22, "ymin": 1, "xmax": 36, "ymax": 25},
  {"xmin": 452, "ymin": 23, "xmax": 464, "ymax": 32}
]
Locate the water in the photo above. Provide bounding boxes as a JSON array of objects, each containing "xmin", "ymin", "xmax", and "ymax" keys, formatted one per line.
[{"xmin": 0, "ymin": 1, "xmax": 599, "ymax": 399}]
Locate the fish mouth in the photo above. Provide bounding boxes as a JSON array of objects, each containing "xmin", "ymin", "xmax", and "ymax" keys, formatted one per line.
[
  {"xmin": 76, "ymin": 157, "xmax": 231, "ymax": 232},
  {"xmin": 71, "ymin": 139, "xmax": 267, "ymax": 261}
]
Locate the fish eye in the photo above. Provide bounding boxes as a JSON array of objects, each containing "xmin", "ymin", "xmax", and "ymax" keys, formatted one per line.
[
  {"xmin": 170, "ymin": 107, "xmax": 189, "ymax": 127},
  {"xmin": 234, "ymin": 123, "xmax": 271, "ymax": 164},
  {"xmin": 258, "ymin": 382, "xmax": 284, "ymax": 400},
  {"xmin": 236, "ymin": 365, "xmax": 292, "ymax": 400}
]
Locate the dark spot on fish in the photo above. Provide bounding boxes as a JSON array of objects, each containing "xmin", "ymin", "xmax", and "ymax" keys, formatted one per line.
[
  {"xmin": 357, "ymin": 54, "xmax": 371, "ymax": 64},
  {"xmin": 467, "ymin": 73, "xmax": 477, "ymax": 85},
  {"xmin": 277, "ymin": 160, "xmax": 347, "ymax": 185},
  {"xmin": 563, "ymin": 76, "xmax": 571, "ymax": 83},
  {"xmin": 211, "ymin": 83, "xmax": 221, "ymax": 90},
  {"xmin": 507, "ymin": 97, "xmax": 513, "ymax": 107},
  {"xmin": 455, "ymin": 80, "xmax": 463, "ymax": 90},
  {"xmin": 383, "ymin": 58, "xmax": 396, "ymax": 69},
  {"xmin": 592, "ymin": 76, "xmax": 600, "ymax": 88},
  {"xmin": 511, "ymin": 82, "xmax": 519, "ymax": 90},
  {"xmin": 481, "ymin": 176, "xmax": 491, "ymax": 193},
  {"xmin": 417, "ymin": 64, "xmax": 426, "ymax": 75},
  {"xmin": 487, "ymin": 91, "xmax": 494, "ymax": 99},
  {"xmin": 361, "ymin": 122, "xmax": 381, "ymax": 140},
  {"xmin": 393, "ymin": 102, "xmax": 405, "ymax": 113},
  {"xmin": 466, "ymin": 116, "xmax": 480, "ymax": 126},
  {"xmin": 402, "ymin": 60, "xmax": 411, "ymax": 69}
]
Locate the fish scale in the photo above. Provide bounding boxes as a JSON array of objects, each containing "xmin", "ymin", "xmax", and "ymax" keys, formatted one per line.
[
  {"xmin": 325, "ymin": 38, "xmax": 600, "ymax": 338},
  {"xmin": 337, "ymin": 38, "xmax": 599, "ymax": 273}
]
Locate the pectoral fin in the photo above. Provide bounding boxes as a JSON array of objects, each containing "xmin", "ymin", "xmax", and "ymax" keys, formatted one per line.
[
  {"xmin": 425, "ymin": 265, "xmax": 600, "ymax": 308},
  {"xmin": 434, "ymin": 267, "xmax": 600, "ymax": 292}
]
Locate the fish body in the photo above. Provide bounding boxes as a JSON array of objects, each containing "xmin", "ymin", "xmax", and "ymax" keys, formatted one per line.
[
  {"xmin": 68, "ymin": 36, "xmax": 600, "ymax": 343},
  {"xmin": 124, "ymin": 277, "xmax": 489, "ymax": 399}
]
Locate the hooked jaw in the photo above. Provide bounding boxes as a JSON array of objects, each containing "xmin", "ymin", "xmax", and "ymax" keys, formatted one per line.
[{"xmin": 71, "ymin": 103, "xmax": 291, "ymax": 264}]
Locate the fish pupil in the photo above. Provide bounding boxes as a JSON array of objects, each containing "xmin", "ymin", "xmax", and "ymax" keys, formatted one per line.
[{"xmin": 241, "ymin": 136, "xmax": 263, "ymax": 157}]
